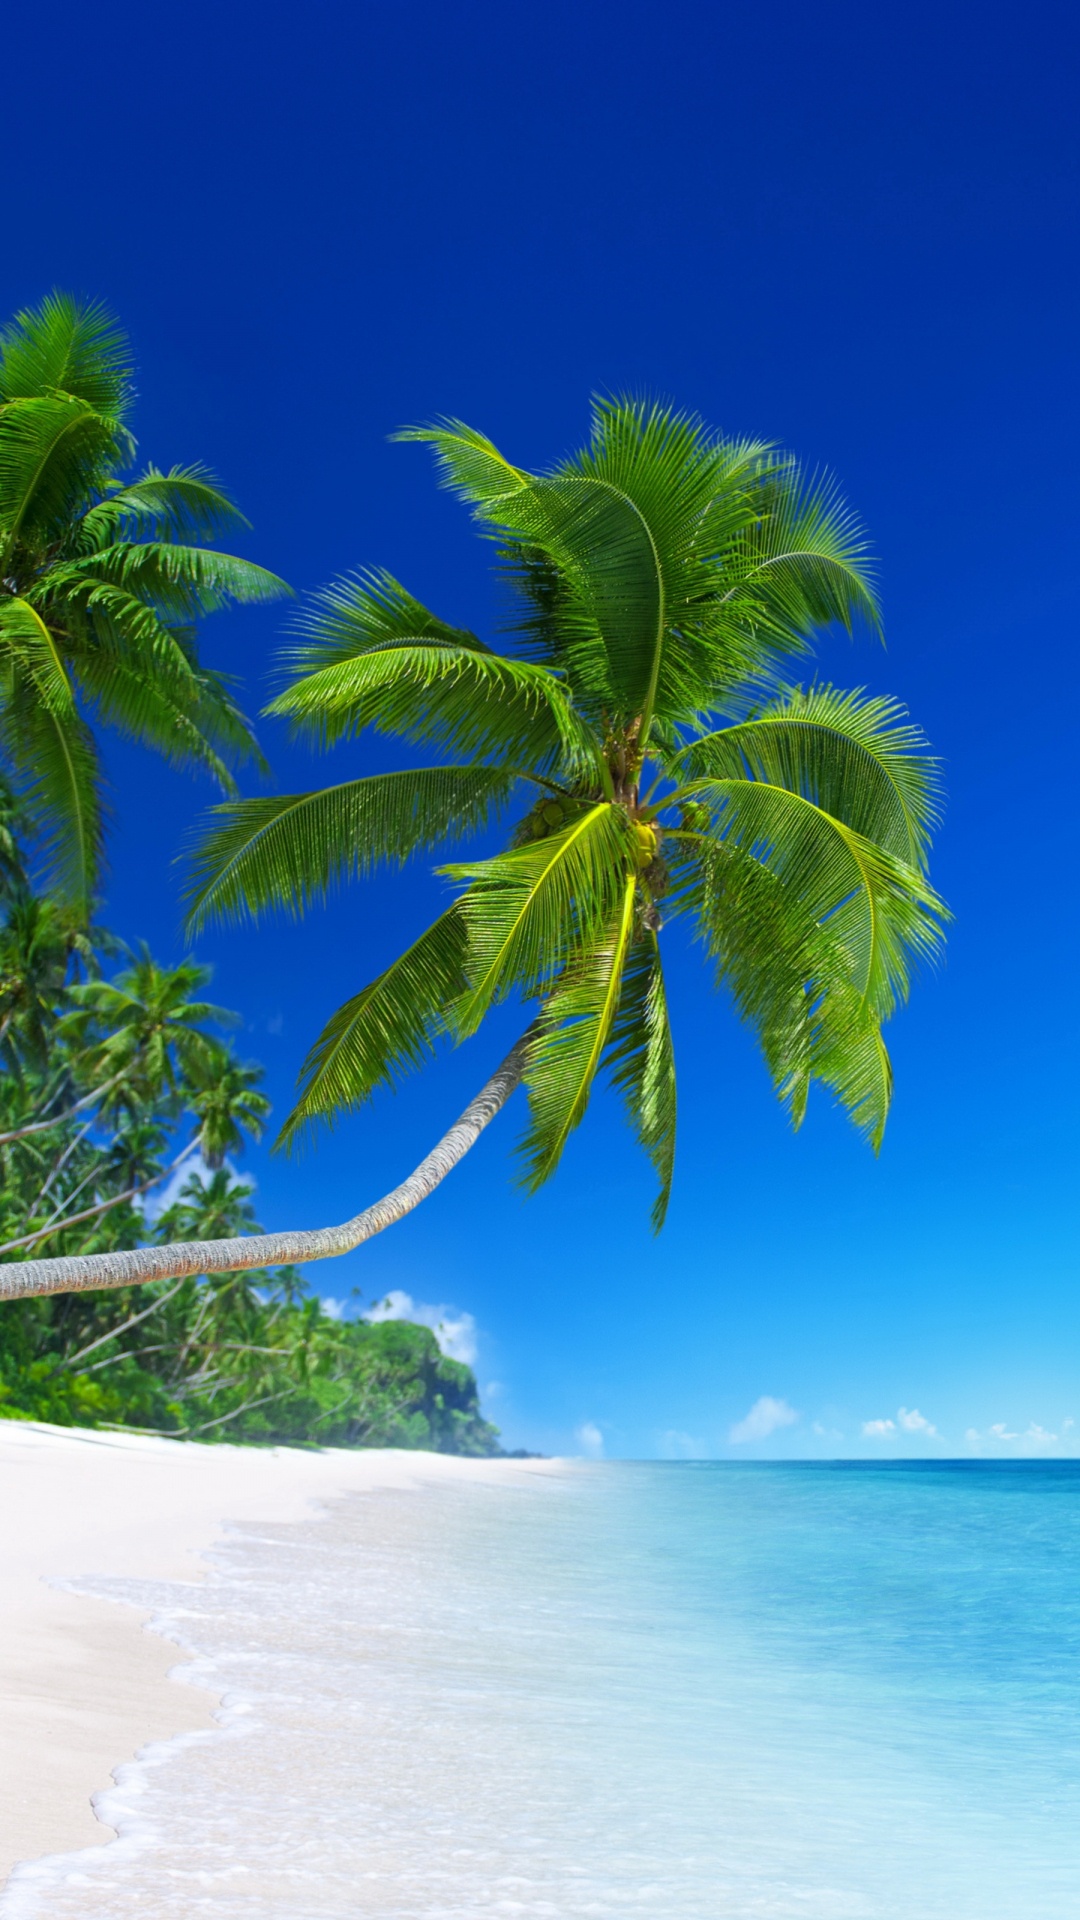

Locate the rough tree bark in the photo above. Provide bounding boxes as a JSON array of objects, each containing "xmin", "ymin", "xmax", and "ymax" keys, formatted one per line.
[{"xmin": 0, "ymin": 1033, "xmax": 531, "ymax": 1302}]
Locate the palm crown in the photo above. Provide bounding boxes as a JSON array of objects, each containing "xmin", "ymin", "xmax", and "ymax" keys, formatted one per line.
[
  {"xmin": 189, "ymin": 401, "xmax": 945, "ymax": 1229},
  {"xmin": 0, "ymin": 293, "xmax": 289, "ymax": 911}
]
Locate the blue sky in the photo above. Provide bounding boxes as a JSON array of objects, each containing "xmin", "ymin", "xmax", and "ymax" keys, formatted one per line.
[{"xmin": 6, "ymin": 0, "xmax": 1078, "ymax": 1457}]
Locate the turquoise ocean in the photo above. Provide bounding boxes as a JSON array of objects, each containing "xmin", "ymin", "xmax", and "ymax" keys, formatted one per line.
[{"xmin": 6, "ymin": 1460, "xmax": 1080, "ymax": 1918}]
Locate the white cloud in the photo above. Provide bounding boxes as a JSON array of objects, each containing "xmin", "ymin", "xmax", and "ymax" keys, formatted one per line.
[
  {"xmin": 897, "ymin": 1407, "xmax": 938, "ymax": 1436},
  {"xmin": 364, "ymin": 1289, "xmax": 478, "ymax": 1365},
  {"xmin": 864, "ymin": 1407, "xmax": 939, "ymax": 1441},
  {"xmin": 966, "ymin": 1419, "xmax": 1080, "ymax": 1457},
  {"xmin": 320, "ymin": 1296, "xmax": 345, "ymax": 1321},
  {"xmin": 575, "ymin": 1421, "xmax": 604, "ymax": 1458},
  {"xmin": 729, "ymin": 1396, "xmax": 798, "ymax": 1444}
]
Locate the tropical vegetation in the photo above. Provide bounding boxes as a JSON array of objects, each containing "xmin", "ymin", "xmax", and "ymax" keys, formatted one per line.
[
  {"xmin": 0, "ymin": 780, "xmax": 499, "ymax": 1451},
  {"xmin": 0, "ymin": 292, "xmax": 287, "ymax": 914}
]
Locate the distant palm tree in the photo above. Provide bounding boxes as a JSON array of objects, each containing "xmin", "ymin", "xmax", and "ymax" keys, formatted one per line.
[
  {"xmin": 61, "ymin": 948, "xmax": 235, "ymax": 1113},
  {"xmin": 184, "ymin": 1046, "xmax": 271, "ymax": 1169},
  {"xmin": 155, "ymin": 1165, "xmax": 261, "ymax": 1244},
  {"xmin": 0, "ymin": 293, "xmax": 289, "ymax": 910},
  {"xmin": 6, "ymin": 400, "xmax": 945, "ymax": 1298},
  {"xmin": 0, "ymin": 890, "xmax": 96, "ymax": 1068}
]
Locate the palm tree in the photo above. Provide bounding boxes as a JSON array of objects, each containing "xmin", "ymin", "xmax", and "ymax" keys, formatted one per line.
[
  {"xmin": 0, "ymin": 952, "xmax": 269, "ymax": 1257},
  {"xmin": 0, "ymin": 292, "xmax": 289, "ymax": 911},
  {"xmin": 3, "ymin": 399, "xmax": 945, "ymax": 1301},
  {"xmin": 184, "ymin": 1045, "xmax": 272, "ymax": 1169},
  {"xmin": 59, "ymin": 948, "xmax": 234, "ymax": 1109},
  {"xmin": 0, "ymin": 888, "xmax": 96, "ymax": 1068}
]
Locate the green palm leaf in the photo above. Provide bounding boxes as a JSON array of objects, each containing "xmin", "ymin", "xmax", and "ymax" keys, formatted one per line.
[
  {"xmin": 72, "ymin": 651, "xmax": 248, "ymax": 793},
  {"xmin": 0, "ymin": 294, "xmax": 280, "ymax": 908},
  {"xmin": 683, "ymin": 832, "xmax": 895, "ymax": 1147},
  {"xmin": 50, "ymin": 542, "xmax": 288, "ymax": 618},
  {"xmin": 726, "ymin": 462, "xmax": 881, "ymax": 646},
  {"xmin": 0, "ymin": 396, "xmax": 118, "ymax": 567},
  {"xmin": 446, "ymin": 802, "xmax": 636, "ymax": 1034},
  {"xmin": 268, "ymin": 639, "xmax": 587, "ymax": 769},
  {"xmin": 670, "ymin": 683, "xmax": 940, "ymax": 869},
  {"xmin": 0, "ymin": 292, "xmax": 132, "ymax": 415},
  {"xmin": 682, "ymin": 776, "xmax": 945, "ymax": 1013},
  {"xmin": 279, "ymin": 905, "xmax": 469, "ymax": 1147},
  {"xmin": 185, "ymin": 766, "xmax": 519, "ymax": 932},
  {"xmin": 76, "ymin": 466, "xmax": 252, "ymax": 547},
  {"xmin": 6, "ymin": 699, "xmax": 102, "ymax": 911},
  {"xmin": 606, "ymin": 931, "xmax": 677, "ymax": 1228},
  {"xmin": 519, "ymin": 874, "xmax": 638, "ymax": 1189}
]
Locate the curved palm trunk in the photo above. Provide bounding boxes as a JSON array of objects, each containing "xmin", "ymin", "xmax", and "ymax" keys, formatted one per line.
[{"xmin": 0, "ymin": 1032, "xmax": 531, "ymax": 1302}]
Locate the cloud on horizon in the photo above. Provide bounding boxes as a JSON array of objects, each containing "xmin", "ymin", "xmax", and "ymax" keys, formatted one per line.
[
  {"xmin": 965, "ymin": 1418, "xmax": 1078, "ymax": 1456},
  {"xmin": 863, "ymin": 1407, "xmax": 939, "ymax": 1440},
  {"xmin": 729, "ymin": 1396, "xmax": 798, "ymax": 1444},
  {"xmin": 575, "ymin": 1420, "xmax": 604, "ymax": 1458}
]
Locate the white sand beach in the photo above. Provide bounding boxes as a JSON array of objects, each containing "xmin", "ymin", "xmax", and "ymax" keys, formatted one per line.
[{"xmin": 0, "ymin": 1420, "xmax": 545, "ymax": 1887}]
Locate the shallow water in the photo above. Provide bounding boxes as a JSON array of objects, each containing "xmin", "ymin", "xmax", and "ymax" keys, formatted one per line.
[{"xmin": 7, "ymin": 1461, "xmax": 1080, "ymax": 1918}]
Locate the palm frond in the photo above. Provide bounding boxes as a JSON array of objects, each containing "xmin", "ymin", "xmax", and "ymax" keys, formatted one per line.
[
  {"xmin": 0, "ymin": 691, "xmax": 103, "ymax": 910},
  {"xmin": 76, "ymin": 466, "xmax": 252, "ymax": 547},
  {"xmin": 670, "ymin": 684, "xmax": 941, "ymax": 869},
  {"xmin": 267, "ymin": 638, "xmax": 588, "ymax": 770},
  {"xmin": 0, "ymin": 396, "xmax": 119, "ymax": 567},
  {"xmin": 681, "ymin": 777, "xmax": 945, "ymax": 1014},
  {"xmin": 392, "ymin": 419, "xmax": 528, "ymax": 511},
  {"xmin": 0, "ymin": 292, "xmax": 132, "ymax": 416},
  {"xmin": 279, "ymin": 905, "xmax": 469, "ymax": 1147},
  {"xmin": 518, "ymin": 875, "xmax": 637, "ymax": 1189},
  {"xmin": 606, "ymin": 931, "xmax": 677, "ymax": 1228},
  {"xmin": 185, "ymin": 766, "xmax": 518, "ymax": 932},
  {"xmin": 678, "ymin": 831, "xmax": 896, "ymax": 1147},
  {"xmin": 446, "ymin": 802, "xmax": 635, "ymax": 1033},
  {"xmin": 70, "ymin": 650, "xmax": 248, "ymax": 794},
  {"xmin": 724, "ymin": 461, "xmax": 881, "ymax": 649},
  {"xmin": 281, "ymin": 567, "xmax": 493, "ymax": 671},
  {"xmin": 50, "ymin": 542, "xmax": 290, "ymax": 615}
]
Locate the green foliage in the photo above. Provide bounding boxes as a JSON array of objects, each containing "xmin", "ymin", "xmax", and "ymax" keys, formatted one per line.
[
  {"xmin": 0, "ymin": 1280, "xmax": 500, "ymax": 1453},
  {"xmin": 0, "ymin": 293, "xmax": 289, "ymax": 911},
  {"xmin": 0, "ymin": 801, "xmax": 498, "ymax": 1452},
  {"xmin": 191, "ymin": 398, "xmax": 946, "ymax": 1230}
]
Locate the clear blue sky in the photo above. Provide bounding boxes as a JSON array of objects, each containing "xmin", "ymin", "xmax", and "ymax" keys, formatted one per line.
[{"xmin": 7, "ymin": 0, "xmax": 1078, "ymax": 1458}]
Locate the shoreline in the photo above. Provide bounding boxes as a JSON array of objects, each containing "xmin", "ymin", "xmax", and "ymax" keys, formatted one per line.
[{"xmin": 0, "ymin": 1419, "xmax": 551, "ymax": 1886}]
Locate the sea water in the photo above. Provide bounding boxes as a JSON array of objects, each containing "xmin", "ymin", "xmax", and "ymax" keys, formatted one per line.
[{"xmin": 5, "ymin": 1461, "xmax": 1080, "ymax": 1919}]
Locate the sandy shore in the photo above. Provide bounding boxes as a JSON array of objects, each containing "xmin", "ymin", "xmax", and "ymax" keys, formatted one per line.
[{"xmin": 0, "ymin": 1420, "xmax": 545, "ymax": 1886}]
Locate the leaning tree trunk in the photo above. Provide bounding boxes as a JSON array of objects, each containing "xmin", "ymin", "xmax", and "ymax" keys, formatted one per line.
[{"xmin": 0, "ymin": 1033, "xmax": 531, "ymax": 1302}]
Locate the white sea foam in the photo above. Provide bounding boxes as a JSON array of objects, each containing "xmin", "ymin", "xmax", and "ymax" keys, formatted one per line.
[{"xmin": 6, "ymin": 1462, "xmax": 1080, "ymax": 1917}]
